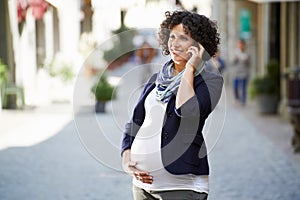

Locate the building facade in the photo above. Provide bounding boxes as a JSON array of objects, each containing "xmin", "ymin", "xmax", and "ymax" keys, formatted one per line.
[
  {"xmin": 213, "ymin": 0, "xmax": 300, "ymax": 116},
  {"xmin": 1, "ymin": 0, "xmax": 121, "ymax": 107}
]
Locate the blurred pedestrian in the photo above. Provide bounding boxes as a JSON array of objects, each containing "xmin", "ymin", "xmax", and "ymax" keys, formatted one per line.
[
  {"xmin": 231, "ymin": 39, "xmax": 250, "ymax": 105},
  {"xmin": 121, "ymin": 10, "xmax": 223, "ymax": 200},
  {"xmin": 135, "ymin": 41, "xmax": 156, "ymax": 84}
]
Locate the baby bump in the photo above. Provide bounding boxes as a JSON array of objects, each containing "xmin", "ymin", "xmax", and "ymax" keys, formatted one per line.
[{"xmin": 131, "ymin": 138, "xmax": 164, "ymax": 172}]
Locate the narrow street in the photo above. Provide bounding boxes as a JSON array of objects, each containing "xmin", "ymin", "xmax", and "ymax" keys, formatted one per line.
[{"xmin": 0, "ymin": 57, "xmax": 300, "ymax": 200}]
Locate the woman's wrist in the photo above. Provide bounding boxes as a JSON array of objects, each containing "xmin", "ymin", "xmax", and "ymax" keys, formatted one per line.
[{"xmin": 185, "ymin": 64, "xmax": 196, "ymax": 73}]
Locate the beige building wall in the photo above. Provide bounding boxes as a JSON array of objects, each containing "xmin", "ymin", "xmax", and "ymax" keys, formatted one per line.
[
  {"xmin": 279, "ymin": 2, "xmax": 300, "ymax": 117},
  {"xmin": 6, "ymin": 0, "xmax": 82, "ymax": 106},
  {"xmin": 214, "ymin": 0, "xmax": 300, "ymax": 117},
  {"xmin": 214, "ymin": 0, "xmax": 258, "ymax": 85}
]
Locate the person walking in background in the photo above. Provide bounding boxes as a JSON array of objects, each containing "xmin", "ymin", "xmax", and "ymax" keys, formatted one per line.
[
  {"xmin": 232, "ymin": 39, "xmax": 250, "ymax": 106},
  {"xmin": 135, "ymin": 41, "xmax": 157, "ymax": 84},
  {"xmin": 121, "ymin": 10, "xmax": 223, "ymax": 200}
]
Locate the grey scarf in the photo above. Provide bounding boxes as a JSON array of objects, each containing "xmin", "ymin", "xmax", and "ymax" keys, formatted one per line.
[{"xmin": 155, "ymin": 60, "xmax": 204, "ymax": 103}]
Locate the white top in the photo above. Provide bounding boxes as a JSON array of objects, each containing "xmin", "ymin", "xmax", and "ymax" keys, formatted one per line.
[
  {"xmin": 233, "ymin": 48, "xmax": 250, "ymax": 78},
  {"xmin": 131, "ymin": 89, "xmax": 209, "ymax": 193}
]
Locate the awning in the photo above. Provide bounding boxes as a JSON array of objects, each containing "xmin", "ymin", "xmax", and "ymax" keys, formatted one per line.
[{"xmin": 248, "ymin": 0, "xmax": 299, "ymax": 3}]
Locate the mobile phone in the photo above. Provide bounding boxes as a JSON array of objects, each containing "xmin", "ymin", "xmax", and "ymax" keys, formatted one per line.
[
  {"xmin": 193, "ymin": 41, "xmax": 200, "ymax": 50},
  {"xmin": 202, "ymin": 50, "xmax": 211, "ymax": 61}
]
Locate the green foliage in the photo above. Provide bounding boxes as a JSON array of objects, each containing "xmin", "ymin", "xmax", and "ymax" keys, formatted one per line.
[
  {"xmin": 48, "ymin": 58, "xmax": 75, "ymax": 83},
  {"xmin": 250, "ymin": 60, "xmax": 280, "ymax": 99},
  {"xmin": 112, "ymin": 24, "xmax": 131, "ymax": 35},
  {"xmin": 103, "ymin": 25, "xmax": 136, "ymax": 63},
  {"xmin": 0, "ymin": 59, "xmax": 8, "ymax": 86},
  {"xmin": 91, "ymin": 74, "xmax": 116, "ymax": 102}
]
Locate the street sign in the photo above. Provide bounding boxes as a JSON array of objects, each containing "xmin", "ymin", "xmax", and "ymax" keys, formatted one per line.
[{"xmin": 240, "ymin": 9, "xmax": 252, "ymax": 40}]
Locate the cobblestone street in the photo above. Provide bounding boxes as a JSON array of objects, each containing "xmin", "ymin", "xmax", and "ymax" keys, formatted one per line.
[
  {"xmin": 209, "ymin": 102, "xmax": 300, "ymax": 200},
  {"xmin": 0, "ymin": 58, "xmax": 300, "ymax": 200}
]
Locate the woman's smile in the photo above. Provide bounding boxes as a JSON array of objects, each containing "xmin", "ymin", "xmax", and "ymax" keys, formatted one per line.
[
  {"xmin": 170, "ymin": 49, "xmax": 184, "ymax": 57},
  {"xmin": 168, "ymin": 24, "xmax": 193, "ymax": 65}
]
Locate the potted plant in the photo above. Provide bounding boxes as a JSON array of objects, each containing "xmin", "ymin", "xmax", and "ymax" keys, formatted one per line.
[
  {"xmin": 91, "ymin": 73, "xmax": 116, "ymax": 113},
  {"xmin": 0, "ymin": 59, "xmax": 25, "ymax": 109},
  {"xmin": 249, "ymin": 60, "xmax": 280, "ymax": 114},
  {"xmin": 0, "ymin": 59, "xmax": 8, "ymax": 109},
  {"xmin": 48, "ymin": 55, "xmax": 75, "ymax": 84},
  {"xmin": 0, "ymin": 59, "xmax": 8, "ymax": 85}
]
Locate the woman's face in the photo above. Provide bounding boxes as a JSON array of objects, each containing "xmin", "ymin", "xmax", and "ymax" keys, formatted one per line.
[{"xmin": 168, "ymin": 24, "xmax": 194, "ymax": 64}]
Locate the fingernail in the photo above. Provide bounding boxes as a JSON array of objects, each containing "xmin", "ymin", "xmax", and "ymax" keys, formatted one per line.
[{"xmin": 129, "ymin": 161, "xmax": 136, "ymax": 166}]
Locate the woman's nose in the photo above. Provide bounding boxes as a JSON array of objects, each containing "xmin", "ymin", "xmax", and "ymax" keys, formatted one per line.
[{"xmin": 172, "ymin": 39, "xmax": 180, "ymax": 48}]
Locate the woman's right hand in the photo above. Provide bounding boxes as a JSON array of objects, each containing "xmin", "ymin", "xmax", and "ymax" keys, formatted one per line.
[{"xmin": 122, "ymin": 149, "xmax": 153, "ymax": 184}]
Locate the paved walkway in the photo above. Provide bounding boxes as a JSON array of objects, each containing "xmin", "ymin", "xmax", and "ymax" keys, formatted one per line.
[
  {"xmin": 209, "ymin": 98, "xmax": 300, "ymax": 200},
  {"xmin": 0, "ymin": 56, "xmax": 300, "ymax": 200}
]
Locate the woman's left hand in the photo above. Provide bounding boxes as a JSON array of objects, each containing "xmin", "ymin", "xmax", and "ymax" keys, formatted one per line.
[{"xmin": 122, "ymin": 149, "xmax": 153, "ymax": 184}]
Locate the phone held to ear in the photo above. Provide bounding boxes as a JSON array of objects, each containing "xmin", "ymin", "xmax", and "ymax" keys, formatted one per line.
[
  {"xmin": 202, "ymin": 50, "xmax": 211, "ymax": 61},
  {"xmin": 193, "ymin": 42, "xmax": 200, "ymax": 50}
]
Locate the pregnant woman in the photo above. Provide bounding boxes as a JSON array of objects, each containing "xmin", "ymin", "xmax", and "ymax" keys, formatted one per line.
[{"xmin": 121, "ymin": 10, "xmax": 223, "ymax": 200}]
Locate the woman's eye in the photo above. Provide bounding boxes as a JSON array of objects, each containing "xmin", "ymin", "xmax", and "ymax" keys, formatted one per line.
[
  {"xmin": 169, "ymin": 35, "xmax": 175, "ymax": 39},
  {"xmin": 181, "ymin": 36, "xmax": 188, "ymax": 41}
]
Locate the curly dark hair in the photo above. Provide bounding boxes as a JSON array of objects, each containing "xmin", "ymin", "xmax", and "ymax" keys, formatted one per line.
[{"xmin": 158, "ymin": 10, "xmax": 220, "ymax": 57}]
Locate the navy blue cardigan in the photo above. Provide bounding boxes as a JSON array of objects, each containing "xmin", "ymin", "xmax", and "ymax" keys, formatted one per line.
[{"xmin": 121, "ymin": 67, "xmax": 223, "ymax": 175}]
